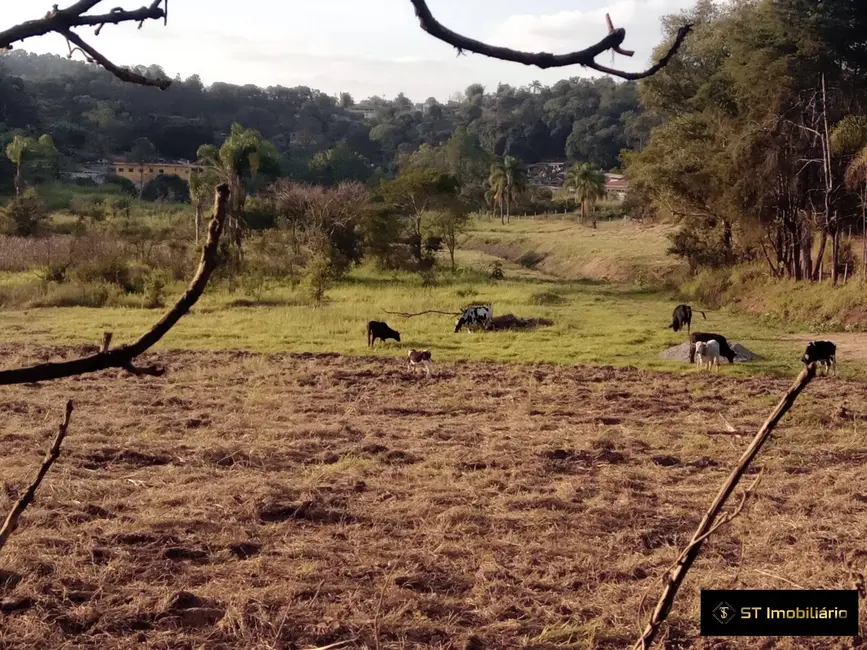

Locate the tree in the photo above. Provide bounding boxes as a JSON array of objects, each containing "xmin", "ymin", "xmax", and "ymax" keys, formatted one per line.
[
  {"xmin": 530, "ymin": 80, "xmax": 543, "ymax": 94},
  {"xmin": 196, "ymin": 123, "xmax": 280, "ymax": 256},
  {"xmin": 5, "ymin": 135, "xmax": 35, "ymax": 195},
  {"xmin": 189, "ymin": 168, "xmax": 221, "ymax": 246},
  {"xmin": 0, "ymin": 188, "xmax": 46, "ymax": 236},
  {"xmin": 128, "ymin": 137, "xmax": 157, "ymax": 199},
  {"xmin": 487, "ymin": 156, "xmax": 527, "ymax": 224},
  {"xmin": 831, "ymin": 116, "xmax": 867, "ymax": 280},
  {"xmin": 142, "ymin": 173, "xmax": 190, "ymax": 203},
  {"xmin": 564, "ymin": 162, "xmax": 606, "ymax": 227},
  {"xmin": 377, "ymin": 168, "xmax": 461, "ymax": 270},
  {"xmin": 427, "ymin": 200, "xmax": 470, "ymax": 270}
]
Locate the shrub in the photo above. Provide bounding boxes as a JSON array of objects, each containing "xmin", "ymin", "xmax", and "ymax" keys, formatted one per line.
[
  {"xmin": 0, "ymin": 190, "xmax": 48, "ymax": 237},
  {"xmin": 518, "ymin": 251, "xmax": 546, "ymax": 269},
  {"xmin": 104, "ymin": 174, "xmax": 137, "ymax": 197},
  {"xmin": 73, "ymin": 257, "xmax": 141, "ymax": 293},
  {"xmin": 142, "ymin": 174, "xmax": 190, "ymax": 203},
  {"xmin": 490, "ymin": 261, "xmax": 505, "ymax": 280},
  {"xmin": 303, "ymin": 250, "xmax": 332, "ymax": 305},
  {"xmin": 530, "ymin": 290, "xmax": 567, "ymax": 306}
]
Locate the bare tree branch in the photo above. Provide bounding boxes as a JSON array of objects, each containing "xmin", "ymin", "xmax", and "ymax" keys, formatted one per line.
[
  {"xmin": 409, "ymin": 0, "xmax": 692, "ymax": 80},
  {"xmin": 383, "ymin": 310, "xmax": 462, "ymax": 318},
  {"xmin": 632, "ymin": 363, "xmax": 818, "ymax": 649},
  {"xmin": 0, "ymin": 0, "xmax": 170, "ymax": 88},
  {"xmin": 0, "ymin": 400, "xmax": 74, "ymax": 555},
  {"xmin": 0, "ymin": 184, "xmax": 230, "ymax": 386},
  {"xmin": 59, "ymin": 27, "xmax": 170, "ymax": 89}
]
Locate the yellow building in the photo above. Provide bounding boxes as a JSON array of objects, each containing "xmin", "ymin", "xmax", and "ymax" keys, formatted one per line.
[{"xmin": 111, "ymin": 160, "xmax": 203, "ymax": 187}]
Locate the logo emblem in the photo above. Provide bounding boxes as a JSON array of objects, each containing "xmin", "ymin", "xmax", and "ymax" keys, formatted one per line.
[{"xmin": 713, "ymin": 601, "xmax": 736, "ymax": 625}]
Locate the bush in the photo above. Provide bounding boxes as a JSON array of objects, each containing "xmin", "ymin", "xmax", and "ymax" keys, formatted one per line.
[
  {"xmin": 242, "ymin": 195, "xmax": 277, "ymax": 230},
  {"xmin": 104, "ymin": 174, "xmax": 137, "ymax": 197},
  {"xmin": 303, "ymin": 250, "xmax": 332, "ymax": 305},
  {"xmin": 0, "ymin": 190, "xmax": 48, "ymax": 236},
  {"xmin": 73, "ymin": 257, "xmax": 142, "ymax": 293},
  {"xmin": 142, "ymin": 174, "xmax": 190, "ymax": 203},
  {"xmin": 490, "ymin": 261, "xmax": 505, "ymax": 280},
  {"xmin": 518, "ymin": 251, "xmax": 546, "ymax": 269}
]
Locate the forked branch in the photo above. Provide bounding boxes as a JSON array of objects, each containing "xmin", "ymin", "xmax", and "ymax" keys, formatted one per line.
[
  {"xmin": 383, "ymin": 310, "xmax": 462, "ymax": 318},
  {"xmin": 409, "ymin": 0, "xmax": 692, "ymax": 80},
  {"xmin": 633, "ymin": 363, "xmax": 818, "ymax": 649},
  {"xmin": 0, "ymin": 400, "xmax": 74, "ymax": 554},
  {"xmin": 0, "ymin": 1, "xmax": 170, "ymax": 88},
  {"xmin": 0, "ymin": 184, "xmax": 230, "ymax": 386}
]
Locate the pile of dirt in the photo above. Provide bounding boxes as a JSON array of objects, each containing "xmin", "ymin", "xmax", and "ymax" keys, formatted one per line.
[
  {"xmin": 489, "ymin": 314, "xmax": 554, "ymax": 331},
  {"xmin": 659, "ymin": 341, "xmax": 764, "ymax": 363}
]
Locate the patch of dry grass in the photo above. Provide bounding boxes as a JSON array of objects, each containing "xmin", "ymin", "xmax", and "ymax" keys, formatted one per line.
[{"xmin": 2, "ymin": 346, "xmax": 867, "ymax": 649}]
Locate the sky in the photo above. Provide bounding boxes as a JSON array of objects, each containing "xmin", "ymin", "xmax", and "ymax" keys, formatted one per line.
[{"xmin": 3, "ymin": 0, "xmax": 697, "ymax": 102}]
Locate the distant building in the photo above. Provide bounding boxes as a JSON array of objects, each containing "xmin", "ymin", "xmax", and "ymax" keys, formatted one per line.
[
  {"xmin": 346, "ymin": 103, "xmax": 377, "ymax": 120},
  {"xmin": 62, "ymin": 160, "xmax": 111, "ymax": 184},
  {"xmin": 603, "ymin": 173, "xmax": 629, "ymax": 201},
  {"xmin": 111, "ymin": 160, "xmax": 202, "ymax": 187}
]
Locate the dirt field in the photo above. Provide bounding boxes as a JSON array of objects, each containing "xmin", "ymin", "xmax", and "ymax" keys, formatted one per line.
[{"xmin": 2, "ymin": 345, "xmax": 867, "ymax": 649}]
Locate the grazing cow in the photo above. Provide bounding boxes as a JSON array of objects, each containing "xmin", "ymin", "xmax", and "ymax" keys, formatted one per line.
[
  {"xmin": 694, "ymin": 339, "xmax": 721, "ymax": 371},
  {"xmin": 689, "ymin": 332, "xmax": 737, "ymax": 365},
  {"xmin": 367, "ymin": 320, "xmax": 400, "ymax": 347},
  {"xmin": 669, "ymin": 304, "xmax": 706, "ymax": 334},
  {"xmin": 407, "ymin": 349, "xmax": 433, "ymax": 376},
  {"xmin": 455, "ymin": 305, "xmax": 493, "ymax": 334},
  {"xmin": 801, "ymin": 340, "xmax": 837, "ymax": 375}
]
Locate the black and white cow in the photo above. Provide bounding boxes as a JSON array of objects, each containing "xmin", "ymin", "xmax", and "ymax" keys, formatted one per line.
[
  {"xmin": 688, "ymin": 332, "xmax": 737, "ymax": 364},
  {"xmin": 367, "ymin": 320, "xmax": 400, "ymax": 347},
  {"xmin": 455, "ymin": 305, "xmax": 492, "ymax": 333},
  {"xmin": 407, "ymin": 349, "xmax": 433, "ymax": 376},
  {"xmin": 669, "ymin": 304, "xmax": 706, "ymax": 334},
  {"xmin": 801, "ymin": 340, "xmax": 837, "ymax": 375}
]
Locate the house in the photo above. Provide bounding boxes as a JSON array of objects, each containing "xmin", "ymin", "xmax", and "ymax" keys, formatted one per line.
[
  {"xmin": 62, "ymin": 159, "xmax": 111, "ymax": 184},
  {"xmin": 603, "ymin": 173, "xmax": 629, "ymax": 201},
  {"xmin": 111, "ymin": 159, "xmax": 203, "ymax": 187},
  {"xmin": 346, "ymin": 103, "xmax": 377, "ymax": 120}
]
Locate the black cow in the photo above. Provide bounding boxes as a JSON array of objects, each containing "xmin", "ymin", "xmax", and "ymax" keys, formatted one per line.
[
  {"xmin": 367, "ymin": 320, "xmax": 400, "ymax": 347},
  {"xmin": 689, "ymin": 332, "xmax": 737, "ymax": 364},
  {"xmin": 801, "ymin": 340, "xmax": 837, "ymax": 375},
  {"xmin": 669, "ymin": 304, "xmax": 706, "ymax": 334}
]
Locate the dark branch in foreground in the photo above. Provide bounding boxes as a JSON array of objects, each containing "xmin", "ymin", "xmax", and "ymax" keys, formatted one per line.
[
  {"xmin": 0, "ymin": 184, "xmax": 230, "ymax": 386},
  {"xmin": 0, "ymin": 400, "xmax": 74, "ymax": 554},
  {"xmin": 0, "ymin": 1, "xmax": 170, "ymax": 88},
  {"xmin": 633, "ymin": 363, "xmax": 818, "ymax": 649},
  {"xmin": 408, "ymin": 0, "xmax": 692, "ymax": 80}
]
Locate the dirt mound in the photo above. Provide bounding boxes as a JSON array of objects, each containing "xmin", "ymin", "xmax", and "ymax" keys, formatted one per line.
[
  {"xmin": 659, "ymin": 341, "xmax": 764, "ymax": 363},
  {"xmin": 489, "ymin": 314, "xmax": 554, "ymax": 331}
]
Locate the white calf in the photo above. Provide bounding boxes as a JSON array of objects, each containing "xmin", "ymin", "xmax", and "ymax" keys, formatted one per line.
[{"xmin": 694, "ymin": 339, "xmax": 721, "ymax": 371}]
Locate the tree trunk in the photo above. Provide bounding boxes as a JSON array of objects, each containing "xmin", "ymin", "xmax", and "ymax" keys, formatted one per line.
[
  {"xmin": 194, "ymin": 202, "xmax": 201, "ymax": 246},
  {"xmin": 139, "ymin": 166, "xmax": 144, "ymax": 200},
  {"xmin": 813, "ymin": 226, "xmax": 827, "ymax": 281},
  {"xmin": 14, "ymin": 163, "xmax": 22, "ymax": 196},
  {"xmin": 831, "ymin": 219, "xmax": 840, "ymax": 286},
  {"xmin": 862, "ymin": 196, "xmax": 867, "ymax": 282}
]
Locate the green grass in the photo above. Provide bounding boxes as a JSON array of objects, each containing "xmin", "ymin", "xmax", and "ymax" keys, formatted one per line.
[
  {"xmin": 462, "ymin": 217, "xmax": 684, "ymax": 284},
  {"xmin": 0, "ymin": 252, "xmax": 839, "ymax": 380}
]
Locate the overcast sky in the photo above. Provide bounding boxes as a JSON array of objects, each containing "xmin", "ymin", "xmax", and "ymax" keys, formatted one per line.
[{"xmin": 4, "ymin": 0, "xmax": 696, "ymax": 102}]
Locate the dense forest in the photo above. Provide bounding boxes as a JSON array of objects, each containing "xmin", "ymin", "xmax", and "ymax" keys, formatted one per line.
[
  {"xmin": 0, "ymin": 49, "xmax": 652, "ymax": 191},
  {"xmin": 626, "ymin": 0, "xmax": 867, "ymax": 284}
]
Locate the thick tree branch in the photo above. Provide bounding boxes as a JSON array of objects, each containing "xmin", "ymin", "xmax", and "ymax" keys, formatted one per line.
[
  {"xmin": 633, "ymin": 363, "xmax": 818, "ymax": 649},
  {"xmin": 60, "ymin": 27, "xmax": 170, "ymax": 89},
  {"xmin": 0, "ymin": 400, "xmax": 74, "ymax": 554},
  {"xmin": 409, "ymin": 0, "xmax": 692, "ymax": 80},
  {"xmin": 0, "ymin": 1, "xmax": 170, "ymax": 88},
  {"xmin": 0, "ymin": 184, "xmax": 230, "ymax": 386},
  {"xmin": 383, "ymin": 309, "xmax": 462, "ymax": 318}
]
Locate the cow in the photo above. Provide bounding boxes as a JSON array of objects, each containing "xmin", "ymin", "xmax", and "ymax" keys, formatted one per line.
[
  {"xmin": 455, "ymin": 305, "xmax": 492, "ymax": 334},
  {"xmin": 689, "ymin": 332, "xmax": 737, "ymax": 365},
  {"xmin": 367, "ymin": 320, "xmax": 400, "ymax": 347},
  {"xmin": 669, "ymin": 304, "xmax": 706, "ymax": 334},
  {"xmin": 694, "ymin": 340, "xmax": 721, "ymax": 371},
  {"xmin": 407, "ymin": 349, "xmax": 433, "ymax": 376},
  {"xmin": 801, "ymin": 340, "xmax": 837, "ymax": 375}
]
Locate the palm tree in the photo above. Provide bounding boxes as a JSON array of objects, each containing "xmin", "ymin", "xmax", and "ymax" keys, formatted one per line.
[
  {"xmin": 530, "ymin": 80, "xmax": 543, "ymax": 94},
  {"xmin": 188, "ymin": 167, "xmax": 220, "ymax": 246},
  {"xmin": 487, "ymin": 156, "xmax": 527, "ymax": 225},
  {"xmin": 564, "ymin": 162, "xmax": 606, "ymax": 228},
  {"xmin": 196, "ymin": 123, "xmax": 279, "ymax": 251},
  {"xmin": 831, "ymin": 116, "xmax": 867, "ymax": 280},
  {"xmin": 5, "ymin": 135, "xmax": 35, "ymax": 196}
]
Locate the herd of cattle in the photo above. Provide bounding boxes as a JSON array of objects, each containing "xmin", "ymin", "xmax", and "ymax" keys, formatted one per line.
[{"xmin": 365, "ymin": 302, "xmax": 839, "ymax": 376}]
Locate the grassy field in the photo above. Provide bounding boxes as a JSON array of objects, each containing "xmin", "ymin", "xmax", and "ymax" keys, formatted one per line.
[
  {"xmin": 2, "ymin": 347, "xmax": 867, "ymax": 648},
  {"xmin": 1, "ymin": 217, "xmax": 856, "ymax": 380}
]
